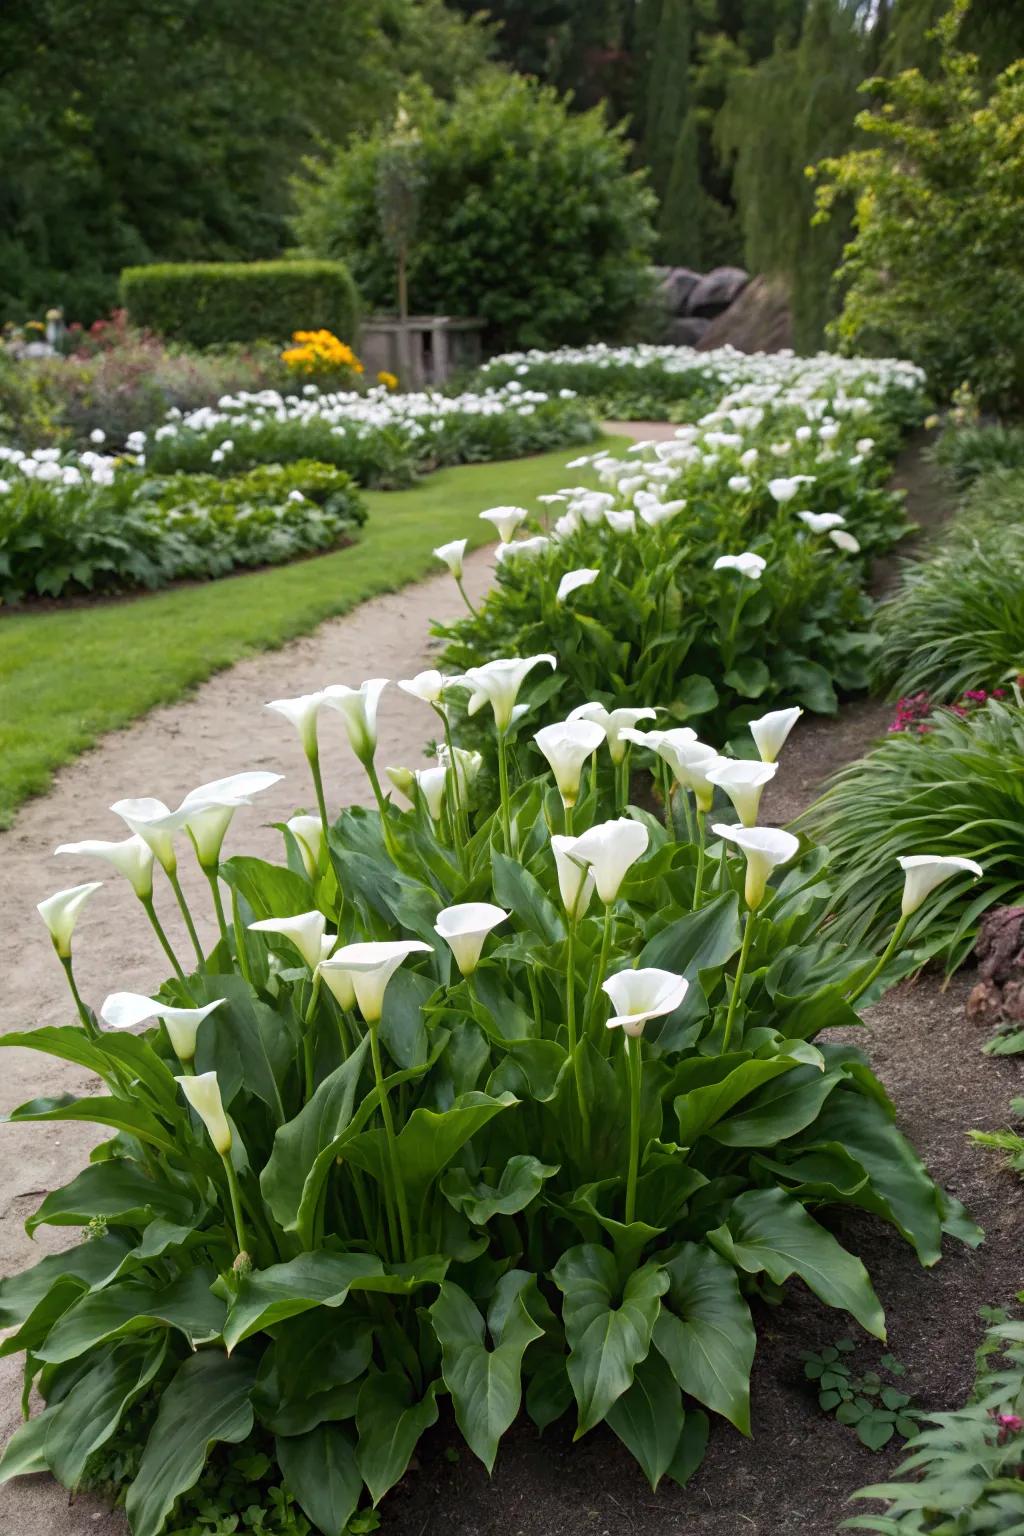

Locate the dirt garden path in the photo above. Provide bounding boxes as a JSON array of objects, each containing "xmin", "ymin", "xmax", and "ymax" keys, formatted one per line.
[{"xmin": 2, "ymin": 424, "xmax": 1020, "ymax": 1535}]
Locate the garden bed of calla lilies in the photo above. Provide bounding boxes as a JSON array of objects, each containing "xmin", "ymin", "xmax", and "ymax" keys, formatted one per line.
[{"xmin": 1, "ymin": 346, "xmax": 1022, "ymax": 1536}]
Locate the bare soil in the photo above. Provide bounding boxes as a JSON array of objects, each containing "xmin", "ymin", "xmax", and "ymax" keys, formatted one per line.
[{"xmin": 2, "ymin": 427, "xmax": 1018, "ymax": 1536}]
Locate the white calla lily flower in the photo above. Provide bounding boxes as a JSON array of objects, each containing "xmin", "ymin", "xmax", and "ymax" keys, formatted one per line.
[
  {"xmin": 109, "ymin": 797, "xmax": 184, "ymax": 873},
  {"xmin": 37, "ymin": 881, "xmax": 103, "ymax": 958},
  {"xmin": 557, "ymin": 568, "xmax": 599, "ymax": 604},
  {"xmin": 534, "ymin": 719, "xmax": 605, "ymax": 807},
  {"xmin": 385, "ymin": 766, "xmax": 416, "ymax": 803},
  {"xmin": 434, "ymin": 538, "xmax": 467, "ymax": 578},
  {"xmin": 178, "ymin": 771, "xmax": 283, "ymax": 867},
  {"xmin": 713, "ymin": 824, "xmax": 799, "ymax": 909},
  {"xmin": 176, "ymin": 1070, "xmax": 232, "ymax": 1154},
  {"xmin": 265, "ymin": 690, "xmax": 329, "ymax": 761},
  {"xmin": 101, "ymin": 992, "xmax": 225, "ymax": 1063},
  {"xmin": 55, "ymin": 836, "xmax": 154, "ymax": 900},
  {"xmin": 318, "ymin": 957, "xmax": 356, "ymax": 1011},
  {"xmin": 602, "ymin": 967, "xmax": 689, "ymax": 1037},
  {"xmin": 496, "ymin": 536, "xmax": 550, "ymax": 563},
  {"xmin": 480, "ymin": 505, "xmax": 528, "ymax": 543},
  {"xmin": 323, "ymin": 679, "xmax": 389, "ymax": 765},
  {"xmin": 797, "ymin": 511, "xmax": 846, "ymax": 534},
  {"xmin": 605, "ymin": 508, "xmax": 637, "ymax": 535},
  {"xmin": 550, "ymin": 833, "xmax": 596, "ymax": 920},
  {"xmin": 458, "ymin": 655, "xmax": 556, "ymax": 731},
  {"xmin": 568, "ymin": 703, "xmax": 657, "ymax": 765},
  {"xmin": 706, "ymin": 759, "xmax": 777, "ymax": 827},
  {"xmin": 898, "ymin": 855, "xmax": 983, "ymax": 917},
  {"xmin": 768, "ymin": 476, "xmax": 815, "ymax": 503},
  {"xmin": 414, "ymin": 765, "xmax": 447, "ymax": 821},
  {"xmin": 714, "ymin": 552, "xmax": 766, "ymax": 580},
  {"xmin": 569, "ymin": 818, "xmax": 650, "ymax": 904},
  {"xmin": 435, "ymin": 902, "xmax": 508, "ymax": 976},
  {"xmin": 321, "ymin": 940, "xmax": 434, "ymax": 1023},
  {"xmin": 286, "ymin": 815, "xmax": 325, "ymax": 878},
  {"xmin": 750, "ymin": 707, "xmax": 803, "ymax": 764},
  {"xmin": 830, "ymin": 529, "xmax": 861, "ymax": 554},
  {"xmin": 398, "ymin": 670, "xmax": 446, "ymax": 705},
  {"xmin": 249, "ymin": 910, "xmax": 326, "ymax": 971}
]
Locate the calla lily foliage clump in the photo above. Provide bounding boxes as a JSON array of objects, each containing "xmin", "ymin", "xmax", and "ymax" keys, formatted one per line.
[
  {"xmin": 0, "ymin": 669, "xmax": 977, "ymax": 1536},
  {"xmin": 435, "ymin": 352, "xmax": 925, "ymax": 750}
]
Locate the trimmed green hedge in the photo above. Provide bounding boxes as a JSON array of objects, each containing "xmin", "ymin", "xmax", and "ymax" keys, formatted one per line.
[{"xmin": 119, "ymin": 260, "xmax": 360, "ymax": 348}]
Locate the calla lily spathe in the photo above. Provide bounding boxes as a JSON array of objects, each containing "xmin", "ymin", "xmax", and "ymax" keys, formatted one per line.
[
  {"xmin": 830, "ymin": 529, "xmax": 861, "ymax": 554},
  {"xmin": 249, "ymin": 910, "xmax": 326, "ymax": 972},
  {"xmin": 434, "ymin": 539, "xmax": 467, "ymax": 579},
  {"xmin": 265, "ymin": 690, "xmax": 329, "ymax": 761},
  {"xmin": 459, "ymin": 655, "xmax": 556, "ymax": 732},
  {"xmin": 898, "ymin": 855, "xmax": 983, "ymax": 916},
  {"xmin": 37, "ymin": 881, "xmax": 103, "ymax": 958},
  {"xmin": 797, "ymin": 511, "xmax": 845, "ymax": 534},
  {"xmin": 556, "ymin": 568, "xmax": 599, "ymax": 604},
  {"xmin": 286, "ymin": 815, "xmax": 325, "ymax": 878},
  {"xmin": 101, "ymin": 992, "xmax": 225, "ymax": 1063},
  {"xmin": 749, "ymin": 707, "xmax": 802, "ymax": 764},
  {"xmin": 398, "ymin": 670, "xmax": 446, "ymax": 705},
  {"xmin": 569, "ymin": 703, "xmax": 657, "ymax": 765},
  {"xmin": 605, "ymin": 508, "xmax": 637, "ymax": 535},
  {"xmin": 323, "ymin": 679, "xmax": 389, "ymax": 765},
  {"xmin": 534, "ymin": 719, "xmax": 605, "ymax": 808},
  {"xmin": 602, "ymin": 967, "xmax": 689, "ymax": 1037},
  {"xmin": 496, "ymin": 537, "xmax": 549, "ymax": 563},
  {"xmin": 178, "ymin": 771, "xmax": 283, "ymax": 867},
  {"xmin": 568, "ymin": 818, "xmax": 650, "ymax": 904},
  {"xmin": 714, "ymin": 824, "xmax": 800, "ymax": 910},
  {"xmin": 550, "ymin": 834, "xmax": 596, "ymax": 920},
  {"xmin": 480, "ymin": 505, "xmax": 528, "ymax": 543},
  {"xmin": 414, "ymin": 766, "xmax": 447, "ymax": 821},
  {"xmin": 706, "ymin": 759, "xmax": 777, "ymax": 827},
  {"xmin": 714, "ymin": 552, "xmax": 766, "ymax": 581},
  {"xmin": 109, "ymin": 798, "xmax": 182, "ymax": 873},
  {"xmin": 176, "ymin": 1070, "xmax": 232, "ymax": 1154},
  {"xmin": 321, "ymin": 940, "xmax": 434, "ymax": 1023},
  {"xmin": 55, "ymin": 835, "xmax": 154, "ymax": 900},
  {"xmin": 434, "ymin": 902, "xmax": 508, "ymax": 976}
]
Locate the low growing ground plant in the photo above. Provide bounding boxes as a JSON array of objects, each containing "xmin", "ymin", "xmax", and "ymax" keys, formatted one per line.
[
  {"xmin": 802, "ymin": 1339, "xmax": 917, "ymax": 1450},
  {"xmin": 0, "ymin": 458, "xmax": 367, "ymax": 602},
  {"xmin": 0, "ymin": 660, "xmax": 980, "ymax": 1533},
  {"xmin": 802, "ymin": 698, "xmax": 1021, "ymax": 972}
]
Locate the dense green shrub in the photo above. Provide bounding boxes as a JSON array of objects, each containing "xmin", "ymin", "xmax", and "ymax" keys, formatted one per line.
[
  {"xmin": 0, "ymin": 349, "xmax": 67, "ymax": 449},
  {"xmin": 813, "ymin": 1, "xmax": 1024, "ymax": 413},
  {"xmin": 933, "ymin": 420, "xmax": 1024, "ymax": 489},
  {"xmin": 0, "ymin": 460, "xmax": 366, "ymax": 602},
  {"xmin": 120, "ymin": 263, "xmax": 360, "ymax": 349},
  {"xmin": 874, "ymin": 468, "xmax": 1024, "ymax": 701},
  {"xmin": 291, "ymin": 75, "xmax": 657, "ymax": 351},
  {"xmin": 802, "ymin": 699, "xmax": 1024, "ymax": 971}
]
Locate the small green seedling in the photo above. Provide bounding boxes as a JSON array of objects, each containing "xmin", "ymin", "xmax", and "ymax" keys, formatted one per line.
[{"xmin": 801, "ymin": 1339, "xmax": 918, "ymax": 1449}]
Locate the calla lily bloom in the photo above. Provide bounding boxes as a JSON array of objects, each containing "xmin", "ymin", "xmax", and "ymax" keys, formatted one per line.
[
  {"xmin": 321, "ymin": 939, "xmax": 434, "ymax": 1023},
  {"xmin": 706, "ymin": 759, "xmax": 777, "ymax": 827},
  {"xmin": 550, "ymin": 834, "xmax": 596, "ymax": 920},
  {"xmin": 797, "ymin": 511, "xmax": 846, "ymax": 534},
  {"xmin": 458, "ymin": 655, "xmax": 557, "ymax": 731},
  {"xmin": 639, "ymin": 497, "xmax": 686, "ymax": 528},
  {"xmin": 176, "ymin": 1071, "xmax": 232, "ymax": 1154},
  {"xmin": 534, "ymin": 719, "xmax": 605, "ymax": 808},
  {"xmin": 496, "ymin": 536, "xmax": 549, "ymax": 563},
  {"xmin": 713, "ymin": 824, "xmax": 800, "ymax": 910},
  {"xmin": 37, "ymin": 882, "xmax": 103, "ymax": 958},
  {"xmin": 569, "ymin": 703, "xmax": 657, "ymax": 765},
  {"xmin": 623, "ymin": 729, "xmax": 721, "ymax": 811},
  {"xmin": 398, "ymin": 670, "xmax": 446, "ymax": 705},
  {"xmin": 55, "ymin": 836, "xmax": 154, "ymax": 900},
  {"xmin": 101, "ymin": 992, "xmax": 225, "ymax": 1064},
  {"xmin": 750, "ymin": 707, "xmax": 803, "ymax": 764},
  {"xmin": 570, "ymin": 818, "xmax": 650, "ymax": 904},
  {"xmin": 323, "ymin": 679, "xmax": 389, "ymax": 766},
  {"xmin": 385, "ymin": 766, "xmax": 416, "ymax": 803},
  {"xmin": 898, "ymin": 855, "xmax": 983, "ymax": 917},
  {"xmin": 605, "ymin": 508, "xmax": 637, "ymax": 535},
  {"xmin": 414, "ymin": 766, "xmax": 447, "ymax": 821},
  {"xmin": 435, "ymin": 902, "xmax": 508, "ymax": 976},
  {"xmin": 830, "ymin": 529, "xmax": 861, "ymax": 554},
  {"xmin": 109, "ymin": 797, "xmax": 183, "ymax": 873},
  {"xmin": 265, "ymin": 690, "xmax": 330, "ymax": 761},
  {"xmin": 602, "ymin": 967, "xmax": 689, "ymax": 1037},
  {"xmin": 768, "ymin": 476, "xmax": 815, "ymax": 503},
  {"xmin": 480, "ymin": 505, "xmax": 528, "ymax": 543},
  {"xmin": 434, "ymin": 538, "xmax": 467, "ymax": 579},
  {"xmin": 438, "ymin": 744, "xmax": 482, "ymax": 797},
  {"xmin": 557, "ymin": 568, "xmax": 599, "ymax": 604},
  {"xmin": 286, "ymin": 815, "xmax": 325, "ymax": 878},
  {"xmin": 714, "ymin": 552, "xmax": 766, "ymax": 581},
  {"xmin": 249, "ymin": 910, "xmax": 326, "ymax": 971},
  {"xmin": 179, "ymin": 771, "xmax": 283, "ymax": 868},
  {"xmin": 318, "ymin": 957, "xmax": 356, "ymax": 1011}
]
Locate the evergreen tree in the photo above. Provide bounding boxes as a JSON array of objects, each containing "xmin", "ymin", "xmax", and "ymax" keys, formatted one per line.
[
  {"xmin": 659, "ymin": 109, "xmax": 703, "ymax": 264},
  {"xmin": 643, "ymin": 0, "xmax": 694, "ymax": 201}
]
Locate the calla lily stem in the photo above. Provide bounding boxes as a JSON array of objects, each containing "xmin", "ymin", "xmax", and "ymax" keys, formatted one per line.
[
  {"xmin": 365, "ymin": 760, "xmax": 401, "ymax": 864},
  {"xmin": 723, "ymin": 910, "xmax": 756, "ymax": 1052},
  {"xmin": 456, "ymin": 575, "xmax": 479, "ymax": 617},
  {"xmin": 230, "ymin": 887, "xmax": 255, "ymax": 988},
  {"xmin": 848, "ymin": 913, "xmax": 909, "ymax": 1005},
  {"xmin": 60, "ymin": 957, "xmax": 99, "ymax": 1038},
  {"xmin": 693, "ymin": 812, "xmax": 707, "ymax": 910},
  {"xmin": 221, "ymin": 1152, "xmax": 249, "ymax": 1258},
  {"xmin": 368, "ymin": 1024, "xmax": 413, "ymax": 1264},
  {"xmin": 496, "ymin": 729, "xmax": 513, "ymax": 853},
  {"xmin": 141, "ymin": 896, "xmax": 187, "ymax": 984},
  {"xmin": 205, "ymin": 869, "xmax": 230, "ymax": 948},
  {"xmin": 309, "ymin": 751, "xmax": 330, "ymax": 832},
  {"xmin": 168, "ymin": 869, "xmax": 205, "ymax": 968},
  {"xmin": 625, "ymin": 1035, "xmax": 643, "ymax": 1225},
  {"xmin": 565, "ymin": 921, "xmax": 591, "ymax": 1154}
]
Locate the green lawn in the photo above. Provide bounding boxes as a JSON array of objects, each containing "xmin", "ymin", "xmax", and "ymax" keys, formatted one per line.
[{"xmin": 0, "ymin": 435, "xmax": 624, "ymax": 826}]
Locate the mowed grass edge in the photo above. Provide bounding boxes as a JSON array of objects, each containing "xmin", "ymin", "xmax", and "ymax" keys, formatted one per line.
[{"xmin": 0, "ymin": 435, "xmax": 626, "ymax": 826}]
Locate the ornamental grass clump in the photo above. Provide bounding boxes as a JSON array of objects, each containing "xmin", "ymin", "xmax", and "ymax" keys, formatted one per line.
[{"xmin": 0, "ymin": 657, "xmax": 979, "ymax": 1534}]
